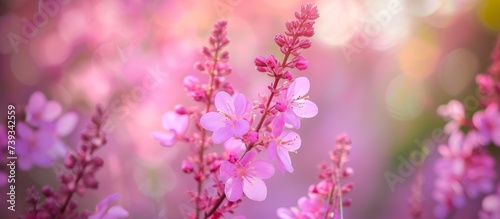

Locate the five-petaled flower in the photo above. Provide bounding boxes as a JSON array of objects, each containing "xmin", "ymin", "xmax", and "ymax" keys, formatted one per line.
[
  {"xmin": 151, "ymin": 111, "xmax": 189, "ymax": 147},
  {"xmin": 200, "ymin": 91, "xmax": 250, "ymax": 144},
  {"xmin": 220, "ymin": 150, "xmax": 275, "ymax": 201},
  {"xmin": 279, "ymin": 77, "xmax": 318, "ymax": 129},
  {"xmin": 268, "ymin": 115, "xmax": 301, "ymax": 174}
]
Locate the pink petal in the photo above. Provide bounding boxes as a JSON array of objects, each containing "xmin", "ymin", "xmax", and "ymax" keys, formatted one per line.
[
  {"xmin": 240, "ymin": 150, "xmax": 257, "ymax": 166},
  {"xmin": 277, "ymin": 208, "xmax": 295, "ymax": 219},
  {"xmin": 151, "ymin": 131, "xmax": 176, "ymax": 147},
  {"xmin": 214, "ymin": 91, "xmax": 234, "ymax": 114},
  {"xmin": 42, "ymin": 101, "xmax": 62, "ymax": 122},
  {"xmin": 224, "ymin": 138, "xmax": 245, "ymax": 156},
  {"xmin": 200, "ymin": 112, "xmax": 227, "ymax": 131},
  {"xmin": 233, "ymin": 119, "xmax": 250, "ymax": 137},
  {"xmin": 102, "ymin": 205, "xmax": 129, "ymax": 219},
  {"xmin": 220, "ymin": 161, "xmax": 237, "ymax": 181},
  {"xmin": 36, "ymin": 129, "xmax": 56, "ymax": 150},
  {"xmin": 287, "ymin": 77, "xmax": 310, "ymax": 99},
  {"xmin": 56, "ymin": 112, "xmax": 79, "ymax": 137},
  {"xmin": 285, "ymin": 109, "xmax": 301, "ymax": 129},
  {"xmin": 162, "ymin": 111, "xmax": 189, "ymax": 134},
  {"xmin": 17, "ymin": 122, "xmax": 33, "ymax": 138},
  {"xmin": 243, "ymin": 178, "xmax": 267, "ymax": 201},
  {"xmin": 248, "ymin": 160, "xmax": 275, "ymax": 179},
  {"xmin": 272, "ymin": 115, "xmax": 285, "ymax": 137},
  {"xmin": 225, "ymin": 177, "xmax": 243, "ymax": 201},
  {"xmin": 268, "ymin": 141, "xmax": 278, "ymax": 160},
  {"xmin": 281, "ymin": 130, "xmax": 301, "ymax": 151},
  {"xmin": 96, "ymin": 194, "xmax": 121, "ymax": 212},
  {"xmin": 448, "ymin": 132, "xmax": 464, "ymax": 154},
  {"xmin": 26, "ymin": 91, "xmax": 47, "ymax": 114},
  {"xmin": 233, "ymin": 93, "xmax": 248, "ymax": 117},
  {"xmin": 277, "ymin": 148, "xmax": 293, "ymax": 173},
  {"xmin": 212, "ymin": 125, "xmax": 234, "ymax": 144},
  {"xmin": 292, "ymin": 100, "xmax": 318, "ymax": 118}
]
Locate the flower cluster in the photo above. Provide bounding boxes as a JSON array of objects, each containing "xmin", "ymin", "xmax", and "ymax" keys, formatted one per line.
[
  {"xmin": 277, "ymin": 134, "xmax": 354, "ymax": 219},
  {"xmin": 433, "ymin": 36, "xmax": 500, "ymax": 218},
  {"xmin": 17, "ymin": 91, "xmax": 79, "ymax": 170},
  {"xmin": 22, "ymin": 106, "xmax": 128, "ymax": 219},
  {"xmin": 152, "ymin": 3, "xmax": 319, "ymax": 219}
]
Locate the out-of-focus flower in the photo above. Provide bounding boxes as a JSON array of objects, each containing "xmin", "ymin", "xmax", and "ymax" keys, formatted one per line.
[
  {"xmin": 279, "ymin": 77, "xmax": 318, "ymax": 129},
  {"xmin": 437, "ymin": 100, "xmax": 466, "ymax": 134},
  {"xmin": 16, "ymin": 122, "xmax": 56, "ymax": 170},
  {"xmin": 151, "ymin": 111, "xmax": 189, "ymax": 147},
  {"xmin": 434, "ymin": 131, "xmax": 496, "ymax": 218},
  {"xmin": 89, "ymin": 194, "xmax": 129, "ymax": 219},
  {"xmin": 268, "ymin": 115, "xmax": 301, "ymax": 174},
  {"xmin": 200, "ymin": 91, "xmax": 250, "ymax": 144},
  {"xmin": 473, "ymin": 103, "xmax": 500, "ymax": 146},
  {"xmin": 224, "ymin": 138, "xmax": 245, "ymax": 157},
  {"xmin": 25, "ymin": 91, "xmax": 62, "ymax": 126},
  {"xmin": 220, "ymin": 150, "xmax": 274, "ymax": 201},
  {"xmin": 479, "ymin": 185, "xmax": 500, "ymax": 219},
  {"xmin": 17, "ymin": 91, "xmax": 79, "ymax": 170}
]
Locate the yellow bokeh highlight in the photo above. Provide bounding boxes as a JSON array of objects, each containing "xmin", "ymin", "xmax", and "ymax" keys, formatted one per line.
[
  {"xmin": 398, "ymin": 34, "xmax": 440, "ymax": 81},
  {"xmin": 479, "ymin": 0, "xmax": 500, "ymax": 31}
]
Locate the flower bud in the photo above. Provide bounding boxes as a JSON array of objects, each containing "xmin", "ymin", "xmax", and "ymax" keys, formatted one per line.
[
  {"xmin": 181, "ymin": 160, "xmax": 194, "ymax": 173},
  {"xmin": 293, "ymin": 56, "xmax": 308, "ymax": 71}
]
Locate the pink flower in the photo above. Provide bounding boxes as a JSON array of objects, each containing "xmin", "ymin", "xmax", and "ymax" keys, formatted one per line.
[
  {"xmin": 25, "ymin": 91, "xmax": 63, "ymax": 126},
  {"xmin": 279, "ymin": 77, "xmax": 318, "ymax": 129},
  {"xmin": 479, "ymin": 185, "xmax": 500, "ymax": 219},
  {"xmin": 219, "ymin": 150, "xmax": 275, "ymax": 201},
  {"xmin": 89, "ymin": 194, "xmax": 129, "ymax": 219},
  {"xmin": 224, "ymin": 138, "xmax": 245, "ymax": 157},
  {"xmin": 151, "ymin": 111, "xmax": 189, "ymax": 147},
  {"xmin": 434, "ymin": 131, "xmax": 496, "ymax": 218},
  {"xmin": 200, "ymin": 91, "xmax": 250, "ymax": 144},
  {"xmin": 437, "ymin": 100, "xmax": 466, "ymax": 134},
  {"xmin": 268, "ymin": 115, "xmax": 301, "ymax": 174},
  {"xmin": 16, "ymin": 122, "xmax": 57, "ymax": 170},
  {"xmin": 473, "ymin": 103, "xmax": 500, "ymax": 146}
]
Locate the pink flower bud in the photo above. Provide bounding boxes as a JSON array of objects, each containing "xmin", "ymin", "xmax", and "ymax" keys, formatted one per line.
[
  {"xmin": 265, "ymin": 55, "xmax": 279, "ymax": 69},
  {"xmin": 175, "ymin": 105, "xmax": 188, "ymax": 115},
  {"xmin": 343, "ymin": 167, "xmax": 354, "ymax": 177},
  {"xmin": 92, "ymin": 157, "xmax": 104, "ymax": 167},
  {"xmin": 245, "ymin": 131, "xmax": 259, "ymax": 143},
  {"xmin": 64, "ymin": 154, "xmax": 76, "ymax": 169},
  {"xmin": 181, "ymin": 160, "xmax": 194, "ymax": 173},
  {"xmin": 183, "ymin": 76, "xmax": 200, "ymax": 92},
  {"xmin": 275, "ymin": 101, "xmax": 288, "ymax": 112},
  {"xmin": 194, "ymin": 62, "xmax": 205, "ymax": 71},
  {"xmin": 282, "ymin": 71, "xmax": 293, "ymax": 81},
  {"xmin": 293, "ymin": 56, "xmax": 308, "ymax": 70}
]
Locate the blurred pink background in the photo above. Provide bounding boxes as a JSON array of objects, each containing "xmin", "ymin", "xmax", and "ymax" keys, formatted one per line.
[{"xmin": 1, "ymin": 0, "xmax": 500, "ymax": 218}]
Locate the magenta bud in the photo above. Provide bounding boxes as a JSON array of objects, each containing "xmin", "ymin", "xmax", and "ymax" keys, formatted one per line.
[
  {"xmin": 275, "ymin": 101, "xmax": 288, "ymax": 112},
  {"xmin": 293, "ymin": 56, "xmax": 308, "ymax": 71},
  {"xmin": 245, "ymin": 131, "xmax": 259, "ymax": 143},
  {"xmin": 83, "ymin": 176, "xmax": 99, "ymax": 189},
  {"xmin": 342, "ymin": 182, "xmax": 354, "ymax": 193},
  {"xmin": 64, "ymin": 154, "xmax": 76, "ymax": 169},
  {"xmin": 194, "ymin": 62, "xmax": 205, "ymax": 71},
  {"xmin": 92, "ymin": 157, "xmax": 104, "ymax": 167},
  {"xmin": 183, "ymin": 75, "xmax": 200, "ymax": 92},
  {"xmin": 42, "ymin": 186, "xmax": 54, "ymax": 197},
  {"xmin": 282, "ymin": 71, "xmax": 293, "ymax": 81},
  {"xmin": 175, "ymin": 105, "xmax": 187, "ymax": 115},
  {"xmin": 343, "ymin": 167, "xmax": 354, "ymax": 177},
  {"xmin": 181, "ymin": 160, "xmax": 194, "ymax": 174}
]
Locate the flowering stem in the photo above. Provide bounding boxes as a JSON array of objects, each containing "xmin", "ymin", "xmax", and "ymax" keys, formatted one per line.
[
  {"xmin": 204, "ymin": 26, "xmax": 304, "ymax": 219},
  {"xmin": 60, "ymin": 147, "xmax": 96, "ymax": 213},
  {"xmin": 195, "ymin": 43, "xmax": 219, "ymax": 219}
]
